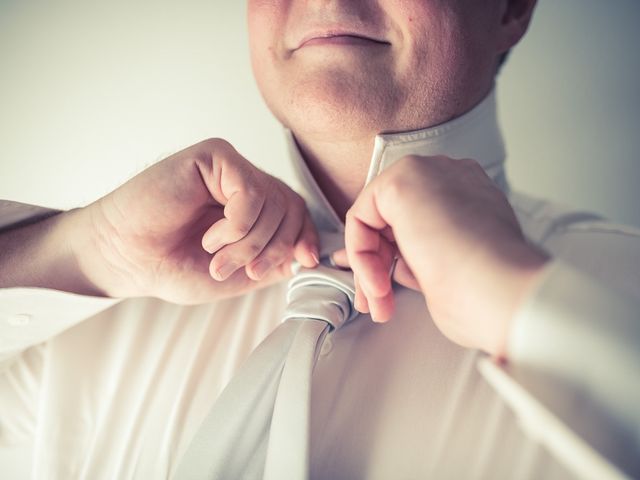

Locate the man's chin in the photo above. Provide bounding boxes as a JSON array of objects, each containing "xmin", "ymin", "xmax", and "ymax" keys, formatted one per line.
[
  {"xmin": 282, "ymin": 73, "xmax": 398, "ymax": 141},
  {"xmin": 285, "ymin": 100, "xmax": 385, "ymax": 143}
]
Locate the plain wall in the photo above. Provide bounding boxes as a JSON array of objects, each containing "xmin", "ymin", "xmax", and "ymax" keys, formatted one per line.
[
  {"xmin": 1, "ymin": 0, "xmax": 639, "ymax": 476},
  {"xmin": 499, "ymin": 0, "xmax": 640, "ymax": 227}
]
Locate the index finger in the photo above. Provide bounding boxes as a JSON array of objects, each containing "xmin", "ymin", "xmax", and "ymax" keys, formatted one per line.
[
  {"xmin": 345, "ymin": 187, "xmax": 396, "ymax": 320},
  {"xmin": 201, "ymin": 157, "xmax": 266, "ymax": 251}
]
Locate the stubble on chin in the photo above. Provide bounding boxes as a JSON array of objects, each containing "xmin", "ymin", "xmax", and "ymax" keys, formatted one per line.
[
  {"xmin": 278, "ymin": 66, "xmax": 464, "ymax": 143},
  {"xmin": 280, "ymin": 62, "xmax": 404, "ymax": 142}
]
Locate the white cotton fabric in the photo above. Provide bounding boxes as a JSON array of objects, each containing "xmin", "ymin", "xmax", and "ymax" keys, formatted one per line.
[
  {"xmin": 172, "ymin": 261, "xmax": 358, "ymax": 480},
  {"xmin": 1, "ymin": 89, "xmax": 639, "ymax": 479}
]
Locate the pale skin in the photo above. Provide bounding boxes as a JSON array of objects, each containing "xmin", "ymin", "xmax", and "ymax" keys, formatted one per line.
[
  {"xmin": 247, "ymin": 0, "xmax": 543, "ymax": 356},
  {"xmin": 0, "ymin": 0, "xmax": 543, "ymax": 357},
  {"xmin": 0, "ymin": 139, "xmax": 319, "ymax": 304},
  {"xmin": 334, "ymin": 156, "xmax": 549, "ymax": 358}
]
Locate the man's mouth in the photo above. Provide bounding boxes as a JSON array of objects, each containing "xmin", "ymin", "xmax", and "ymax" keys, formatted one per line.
[{"xmin": 295, "ymin": 31, "xmax": 390, "ymax": 50}]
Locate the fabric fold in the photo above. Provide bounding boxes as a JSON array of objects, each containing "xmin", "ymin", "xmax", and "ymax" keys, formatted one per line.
[{"xmin": 173, "ymin": 238, "xmax": 358, "ymax": 480}]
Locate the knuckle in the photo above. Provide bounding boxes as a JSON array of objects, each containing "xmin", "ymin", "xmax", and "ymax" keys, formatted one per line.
[
  {"xmin": 396, "ymin": 154, "xmax": 423, "ymax": 171},
  {"xmin": 400, "ymin": 154, "xmax": 421, "ymax": 165},
  {"xmin": 270, "ymin": 189, "xmax": 288, "ymax": 210},
  {"xmin": 244, "ymin": 184, "xmax": 263, "ymax": 201},
  {"xmin": 383, "ymin": 174, "xmax": 408, "ymax": 202},
  {"xmin": 290, "ymin": 195, "xmax": 305, "ymax": 213},
  {"xmin": 245, "ymin": 242, "xmax": 264, "ymax": 258},
  {"xmin": 265, "ymin": 249, "xmax": 291, "ymax": 268},
  {"xmin": 286, "ymin": 185, "xmax": 303, "ymax": 202},
  {"xmin": 423, "ymin": 154, "xmax": 448, "ymax": 168},
  {"xmin": 209, "ymin": 139, "xmax": 245, "ymax": 167},
  {"xmin": 201, "ymin": 137, "xmax": 232, "ymax": 152},
  {"xmin": 268, "ymin": 200, "xmax": 287, "ymax": 220},
  {"xmin": 268, "ymin": 238, "xmax": 291, "ymax": 256},
  {"xmin": 257, "ymin": 173, "xmax": 274, "ymax": 190},
  {"xmin": 231, "ymin": 221, "xmax": 252, "ymax": 238}
]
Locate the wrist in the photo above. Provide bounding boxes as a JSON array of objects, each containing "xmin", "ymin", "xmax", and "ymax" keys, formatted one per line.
[
  {"xmin": 52, "ymin": 207, "xmax": 112, "ymax": 297},
  {"xmin": 485, "ymin": 244, "xmax": 550, "ymax": 359},
  {"xmin": 69, "ymin": 200, "xmax": 140, "ymax": 299},
  {"xmin": 0, "ymin": 208, "xmax": 108, "ymax": 296}
]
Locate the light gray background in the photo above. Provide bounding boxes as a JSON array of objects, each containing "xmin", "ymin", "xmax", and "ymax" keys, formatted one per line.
[{"xmin": 1, "ymin": 0, "xmax": 639, "ymax": 476}]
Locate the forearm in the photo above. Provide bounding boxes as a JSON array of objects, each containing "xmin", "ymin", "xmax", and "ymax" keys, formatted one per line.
[{"xmin": 0, "ymin": 208, "xmax": 105, "ymax": 296}]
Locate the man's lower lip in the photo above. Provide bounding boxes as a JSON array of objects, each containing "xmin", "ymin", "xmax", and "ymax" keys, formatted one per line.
[{"xmin": 300, "ymin": 35, "xmax": 388, "ymax": 48}]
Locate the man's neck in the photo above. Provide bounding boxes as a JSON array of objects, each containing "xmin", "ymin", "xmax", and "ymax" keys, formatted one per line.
[
  {"xmin": 289, "ymin": 86, "xmax": 502, "ymax": 225},
  {"xmin": 294, "ymin": 134, "xmax": 374, "ymax": 221}
]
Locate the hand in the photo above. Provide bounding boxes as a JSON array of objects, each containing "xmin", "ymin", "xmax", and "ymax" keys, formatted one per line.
[
  {"xmin": 336, "ymin": 155, "xmax": 549, "ymax": 357},
  {"xmin": 70, "ymin": 138, "xmax": 318, "ymax": 303}
]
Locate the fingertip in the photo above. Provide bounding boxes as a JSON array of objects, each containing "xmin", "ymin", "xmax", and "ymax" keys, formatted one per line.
[
  {"xmin": 354, "ymin": 279, "xmax": 369, "ymax": 314},
  {"xmin": 306, "ymin": 243, "xmax": 320, "ymax": 267},
  {"xmin": 202, "ymin": 241, "xmax": 214, "ymax": 255},
  {"xmin": 294, "ymin": 241, "xmax": 319, "ymax": 268},
  {"xmin": 355, "ymin": 300, "xmax": 370, "ymax": 315},
  {"xmin": 310, "ymin": 247, "xmax": 320, "ymax": 266},
  {"xmin": 354, "ymin": 296, "xmax": 363, "ymax": 313},
  {"xmin": 202, "ymin": 226, "xmax": 224, "ymax": 254},
  {"xmin": 369, "ymin": 292, "xmax": 395, "ymax": 324},
  {"xmin": 210, "ymin": 258, "xmax": 239, "ymax": 282},
  {"xmin": 371, "ymin": 312, "xmax": 390, "ymax": 323},
  {"xmin": 331, "ymin": 249, "xmax": 349, "ymax": 268},
  {"xmin": 244, "ymin": 264, "xmax": 262, "ymax": 282},
  {"xmin": 208, "ymin": 254, "xmax": 221, "ymax": 280}
]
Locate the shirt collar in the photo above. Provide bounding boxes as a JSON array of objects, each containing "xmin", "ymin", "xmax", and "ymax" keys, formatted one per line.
[{"xmin": 285, "ymin": 88, "xmax": 508, "ymax": 232}]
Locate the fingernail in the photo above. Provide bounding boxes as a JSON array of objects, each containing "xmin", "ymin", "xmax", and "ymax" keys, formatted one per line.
[
  {"xmin": 251, "ymin": 259, "xmax": 272, "ymax": 280},
  {"xmin": 214, "ymin": 262, "xmax": 237, "ymax": 281},
  {"xmin": 373, "ymin": 314, "xmax": 389, "ymax": 324},
  {"xmin": 311, "ymin": 249, "xmax": 320, "ymax": 266}
]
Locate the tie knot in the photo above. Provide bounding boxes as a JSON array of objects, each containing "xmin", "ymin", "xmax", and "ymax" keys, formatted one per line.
[{"xmin": 283, "ymin": 263, "xmax": 358, "ymax": 331}]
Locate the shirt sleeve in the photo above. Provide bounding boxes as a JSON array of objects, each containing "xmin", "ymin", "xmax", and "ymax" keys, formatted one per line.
[
  {"xmin": 508, "ymin": 260, "xmax": 640, "ymax": 444},
  {"xmin": 0, "ymin": 200, "xmax": 120, "ymax": 366}
]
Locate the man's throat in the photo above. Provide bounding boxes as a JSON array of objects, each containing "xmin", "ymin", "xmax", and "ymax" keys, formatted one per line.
[{"xmin": 296, "ymin": 138, "xmax": 370, "ymax": 221}]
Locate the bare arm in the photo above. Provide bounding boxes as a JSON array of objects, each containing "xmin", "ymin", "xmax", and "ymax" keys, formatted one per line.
[{"xmin": 0, "ymin": 138, "xmax": 319, "ymax": 304}]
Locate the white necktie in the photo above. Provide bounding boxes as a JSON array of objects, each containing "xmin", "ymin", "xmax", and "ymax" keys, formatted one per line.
[{"xmin": 174, "ymin": 232, "xmax": 358, "ymax": 479}]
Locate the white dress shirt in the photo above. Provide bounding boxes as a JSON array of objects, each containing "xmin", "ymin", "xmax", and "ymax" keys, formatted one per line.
[{"xmin": 1, "ymin": 90, "xmax": 639, "ymax": 479}]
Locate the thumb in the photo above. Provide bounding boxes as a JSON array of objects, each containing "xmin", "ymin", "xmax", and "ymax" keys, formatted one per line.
[{"xmin": 330, "ymin": 248, "xmax": 349, "ymax": 269}]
